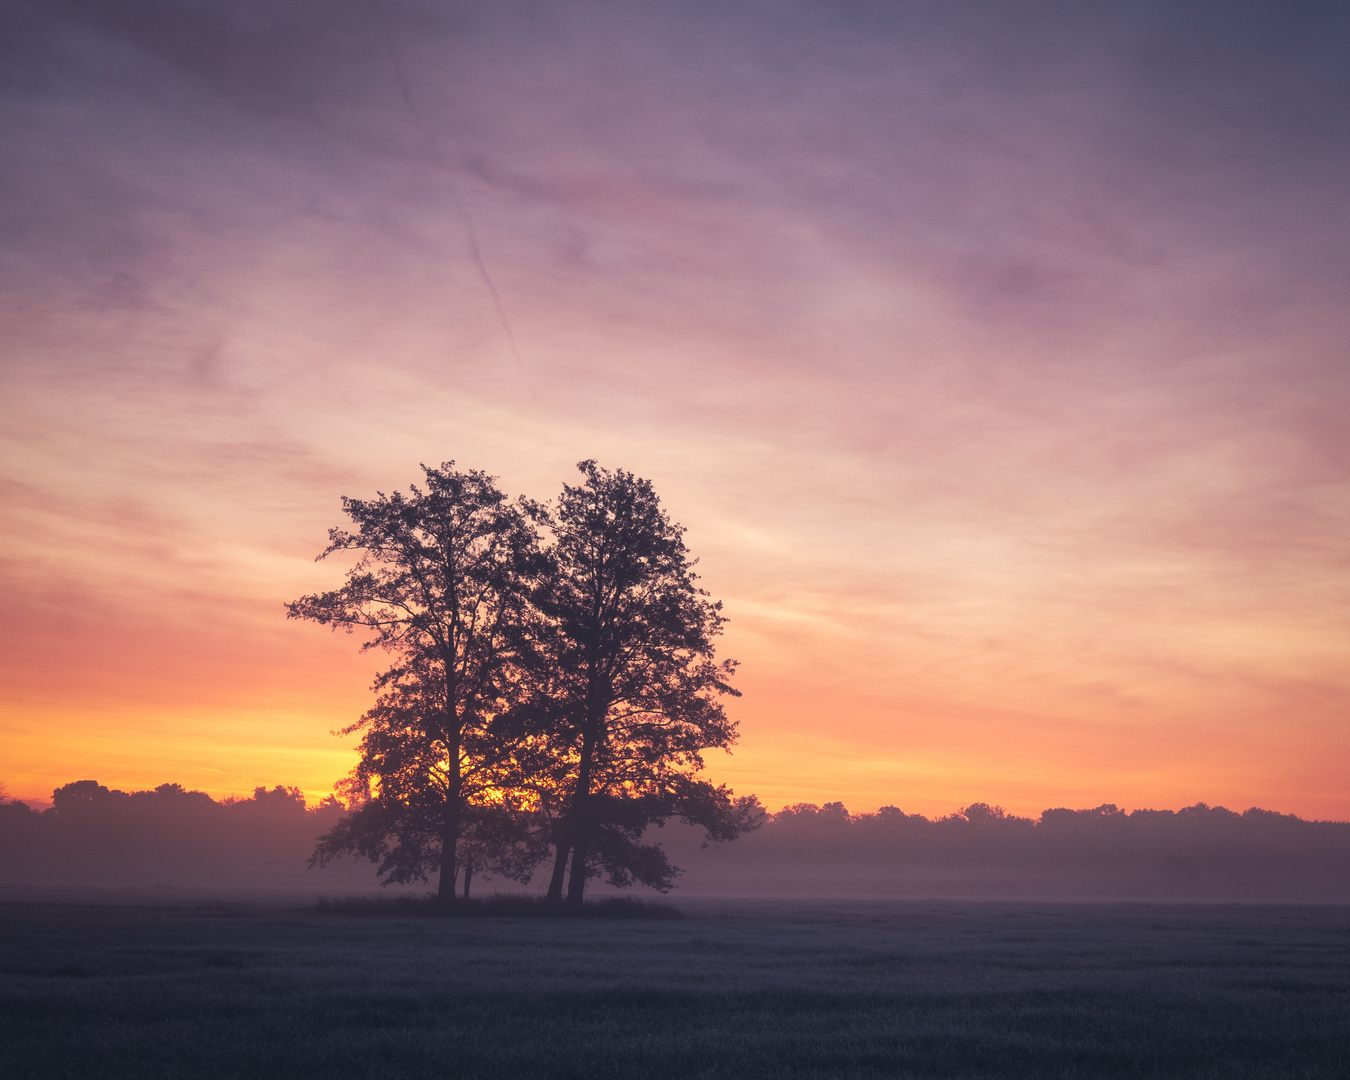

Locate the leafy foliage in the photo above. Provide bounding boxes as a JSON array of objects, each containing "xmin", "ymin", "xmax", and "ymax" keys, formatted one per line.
[
  {"xmin": 289, "ymin": 460, "xmax": 755, "ymax": 902},
  {"xmin": 529, "ymin": 461, "xmax": 746, "ymax": 903},
  {"xmin": 288, "ymin": 464, "xmax": 548, "ymax": 898}
]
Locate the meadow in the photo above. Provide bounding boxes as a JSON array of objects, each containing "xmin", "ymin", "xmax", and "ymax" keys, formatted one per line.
[{"xmin": 2, "ymin": 898, "xmax": 1348, "ymax": 1079}]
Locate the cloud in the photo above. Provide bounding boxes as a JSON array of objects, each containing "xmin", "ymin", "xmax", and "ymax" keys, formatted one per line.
[{"xmin": 2, "ymin": 0, "xmax": 1348, "ymax": 816}]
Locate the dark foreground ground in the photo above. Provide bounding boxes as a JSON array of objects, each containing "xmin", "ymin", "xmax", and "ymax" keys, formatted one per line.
[{"xmin": 2, "ymin": 898, "xmax": 1348, "ymax": 1079}]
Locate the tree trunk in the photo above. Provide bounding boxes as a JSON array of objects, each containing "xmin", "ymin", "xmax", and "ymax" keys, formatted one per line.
[
  {"xmin": 462, "ymin": 862, "xmax": 473, "ymax": 899},
  {"xmin": 564, "ymin": 722, "xmax": 598, "ymax": 908},
  {"xmin": 436, "ymin": 719, "xmax": 461, "ymax": 904},
  {"xmin": 565, "ymin": 829, "xmax": 588, "ymax": 906},
  {"xmin": 546, "ymin": 838, "xmax": 570, "ymax": 902},
  {"xmin": 437, "ymin": 800, "xmax": 459, "ymax": 903}
]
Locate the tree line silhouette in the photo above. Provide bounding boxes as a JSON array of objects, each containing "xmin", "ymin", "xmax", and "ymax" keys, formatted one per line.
[
  {"xmin": 0, "ymin": 780, "xmax": 368, "ymax": 889},
  {"xmin": 286, "ymin": 460, "xmax": 759, "ymax": 904},
  {"xmin": 3, "ymin": 784, "xmax": 1347, "ymax": 900},
  {"xmin": 670, "ymin": 800, "xmax": 1350, "ymax": 900}
]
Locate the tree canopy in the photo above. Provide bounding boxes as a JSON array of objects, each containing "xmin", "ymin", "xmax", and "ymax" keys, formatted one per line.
[
  {"xmin": 534, "ymin": 461, "xmax": 747, "ymax": 904},
  {"xmin": 287, "ymin": 464, "xmax": 545, "ymax": 899},
  {"xmin": 289, "ymin": 460, "xmax": 756, "ymax": 903}
]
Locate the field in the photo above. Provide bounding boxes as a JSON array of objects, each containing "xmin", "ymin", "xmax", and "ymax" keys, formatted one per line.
[{"xmin": 2, "ymin": 898, "xmax": 1348, "ymax": 1078}]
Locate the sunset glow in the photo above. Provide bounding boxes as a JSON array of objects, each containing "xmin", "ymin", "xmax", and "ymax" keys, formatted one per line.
[{"xmin": 3, "ymin": 1, "xmax": 1348, "ymax": 819}]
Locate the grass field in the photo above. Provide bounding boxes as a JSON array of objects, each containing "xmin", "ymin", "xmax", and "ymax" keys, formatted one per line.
[{"xmin": 2, "ymin": 897, "xmax": 1348, "ymax": 1078}]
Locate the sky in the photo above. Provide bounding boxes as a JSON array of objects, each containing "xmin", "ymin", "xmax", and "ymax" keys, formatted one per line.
[{"xmin": 2, "ymin": 0, "xmax": 1349, "ymax": 819}]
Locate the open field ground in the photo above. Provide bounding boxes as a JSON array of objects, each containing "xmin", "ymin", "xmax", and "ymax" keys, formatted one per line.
[{"xmin": 2, "ymin": 898, "xmax": 1348, "ymax": 1078}]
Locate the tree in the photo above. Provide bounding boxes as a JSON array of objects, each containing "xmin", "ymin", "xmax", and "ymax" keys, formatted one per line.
[
  {"xmin": 456, "ymin": 801, "xmax": 550, "ymax": 898},
  {"xmin": 287, "ymin": 463, "xmax": 543, "ymax": 901},
  {"xmin": 534, "ymin": 461, "xmax": 747, "ymax": 905}
]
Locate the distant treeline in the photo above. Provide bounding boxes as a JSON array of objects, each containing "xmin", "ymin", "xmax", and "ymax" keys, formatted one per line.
[
  {"xmin": 665, "ymin": 800, "xmax": 1350, "ymax": 901},
  {"xmin": 0, "ymin": 781, "xmax": 381, "ymax": 891},
  {"xmin": 3, "ymin": 785, "xmax": 1348, "ymax": 900}
]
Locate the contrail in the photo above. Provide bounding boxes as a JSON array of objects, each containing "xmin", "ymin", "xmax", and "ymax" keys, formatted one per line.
[
  {"xmin": 368, "ymin": 0, "xmax": 535, "ymax": 401},
  {"xmin": 461, "ymin": 219, "xmax": 526, "ymax": 371}
]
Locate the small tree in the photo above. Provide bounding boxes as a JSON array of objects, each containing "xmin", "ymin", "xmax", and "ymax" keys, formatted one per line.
[
  {"xmin": 535, "ymin": 461, "xmax": 746, "ymax": 905},
  {"xmin": 288, "ymin": 464, "xmax": 542, "ymax": 900}
]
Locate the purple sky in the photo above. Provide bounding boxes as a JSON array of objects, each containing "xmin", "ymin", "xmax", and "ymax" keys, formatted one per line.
[{"xmin": 3, "ymin": 0, "xmax": 1349, "ymax": 816}]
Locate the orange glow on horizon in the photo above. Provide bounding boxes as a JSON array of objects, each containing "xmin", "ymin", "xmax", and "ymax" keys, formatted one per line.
[{"xmin": 3, "ymin": 2, "xmax": 1349, "ymax": 824}]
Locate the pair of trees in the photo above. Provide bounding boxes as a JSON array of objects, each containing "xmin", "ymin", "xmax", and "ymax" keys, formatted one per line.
[{"xmin": 287, "ymin": 461, "xmax": 757, "ymax": 904}]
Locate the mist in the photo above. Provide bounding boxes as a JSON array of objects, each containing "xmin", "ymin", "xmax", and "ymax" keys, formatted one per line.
[
  {"xmin": 661, "ymin": 801, "xmax": 1350, "ymax": 902},
  {"xmin": 0, "ymin": 781, "xmax": 382, "ymax": 896},
  {"xmin": 5, "ymin": 783, "xmax": 1347, "ymax": 902}
]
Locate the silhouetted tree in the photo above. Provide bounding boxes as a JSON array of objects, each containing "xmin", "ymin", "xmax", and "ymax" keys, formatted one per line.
[
  {"xmin": 456, "ymin": 802, "xmax": 550, "ymax": 898},
  {"xmin": 0, "ymin": 791, "xmax": 41, "ymax": 865},
  {"xmin": 288, "ymin": 464, "xmax": 543, "ymax": 900},
  {"xmin": 533, "ymin": 461, "xmax": 746, "ymax": 905}
]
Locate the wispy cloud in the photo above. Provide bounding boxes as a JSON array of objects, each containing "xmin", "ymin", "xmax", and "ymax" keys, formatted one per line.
[{"xmin": 3, "ymin": 0, "xmax": 1348, "ymax": 815}]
